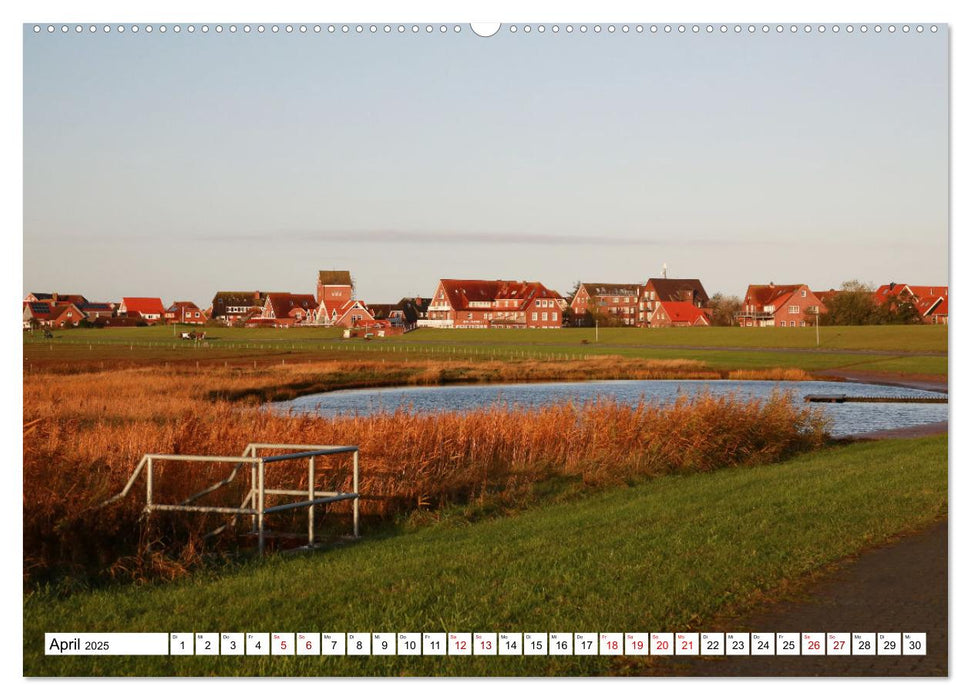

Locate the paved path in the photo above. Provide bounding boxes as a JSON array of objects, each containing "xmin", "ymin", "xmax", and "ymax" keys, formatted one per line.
[{"xmin": 635, "ymin": 520, "xmax": 947, "ymax": 676}]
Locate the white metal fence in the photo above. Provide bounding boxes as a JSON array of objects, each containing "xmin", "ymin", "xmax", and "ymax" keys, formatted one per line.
[{"xmin": 102, "ymin": 443, "xmax": 360, "ymax": 555}]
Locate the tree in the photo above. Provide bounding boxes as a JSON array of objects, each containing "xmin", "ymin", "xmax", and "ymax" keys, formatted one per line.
[
  {"xmin": 875, "ymin": 291, "xmax": 924, "ymax": 325},
  {"xmin": 566, "ymin": 280, "xmax": 582, "ymax": 305},
  {"xmin": 819, "ymin": 280, "xmax": 879, "ymax": 326},
  {"xmin": 707, "ymin": 293, "xmax": 742, "ymax": 326}
]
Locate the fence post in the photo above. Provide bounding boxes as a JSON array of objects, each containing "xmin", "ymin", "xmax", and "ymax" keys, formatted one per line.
[
  {"xmin": 308, "ymin": 456, "xmax": 315, "ymax": 548},
  {"xmin": 353, "ymin": 449, "xmax": 360, "ymax": 538},
  {"xmin": 257, "ymin": 458, "xmax": 266, "ymax": 556},
  {"xmin": 146, "ymin": 457, "xmax": 153, "ymax": 512}
]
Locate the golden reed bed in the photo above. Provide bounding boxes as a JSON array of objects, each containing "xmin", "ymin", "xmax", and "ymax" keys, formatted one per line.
[{"xmin": 23, "ymin": 358, "xmax": 824, "ymax": 585}]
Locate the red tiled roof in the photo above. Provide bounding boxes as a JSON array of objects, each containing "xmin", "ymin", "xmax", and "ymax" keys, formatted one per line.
[
  {"xmin": 167, "ymin": 301, "xmax": 201, "ymax": 312},
  {"xmin": 645, "ymin": 278, "xmax": 709, "ymax": 306},
  {"xmin": 320, "ymin": 298, "xmax": 364, "ymax": 318},
  {"xmin": 657, "ymin": 301, "xmax": 710, "ymax": 325},
  {"xmin": 579, "ymin": 283, "xmax": 642, "ymax": 298},
  {"xmin": 744, "ymin": 284, "xmax": 803, "ymax": 308},
  {"xmin": 26, "ymin": 301, "xmax": 83, "ymax": 321},
  {"xmin": 874, "ymin": 283, "xmax": 948, "ymax": 305},
  {"xmin": 122, "ymin": 297, "xmax": 165, "ymax": 315},
  {"xmin": 437, "ymin": 279, "xmax": 559, "ymax": 311},
  {"xmin": 265, "ymin": 293, "xmax": 317, "ymax": 319},
  {"xmin": 916, "ymin": 295, "xmax": 947, "ymax": 317}
]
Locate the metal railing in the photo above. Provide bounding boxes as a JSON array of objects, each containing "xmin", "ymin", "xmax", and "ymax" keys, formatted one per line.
[{"xmin": 102, "ymin": 443, "xmax": 360, "ymax": 555}]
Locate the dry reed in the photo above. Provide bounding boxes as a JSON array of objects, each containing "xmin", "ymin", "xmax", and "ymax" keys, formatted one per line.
[{"xmin": 23, "ymin": 359, "xmax": 827, "ymax": 585}]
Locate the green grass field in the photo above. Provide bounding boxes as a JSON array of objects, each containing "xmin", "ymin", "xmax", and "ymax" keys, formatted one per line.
[
  {"xmin": 23, "ymin": 325, "xmax": 947, "ymax": 376},
  {"xmin": 402, "ymin": 325, "xmax": 948, "ymax": 353},
  {"xmin": 24, "ymin": 323, "xmax": 947, "ymax": 352},
  {"xmin": 24, "ymin": 436, "xmax": 947, "ymax": 677}
]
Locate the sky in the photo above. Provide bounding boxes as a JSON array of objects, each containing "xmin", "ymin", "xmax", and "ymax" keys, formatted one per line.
[{"xmin": 23, "ymin": 23, "xmax": 948, "ymax": 305}]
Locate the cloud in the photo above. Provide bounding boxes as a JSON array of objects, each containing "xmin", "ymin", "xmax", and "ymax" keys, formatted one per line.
[{"xmin": 194, "ymin": 229, "xmax": 762, "ymax": 247}]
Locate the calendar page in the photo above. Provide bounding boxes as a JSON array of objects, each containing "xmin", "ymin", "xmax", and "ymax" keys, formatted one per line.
[{"xmin": 18, "ymin": 0, "xmax": 951, "ymax": 686}]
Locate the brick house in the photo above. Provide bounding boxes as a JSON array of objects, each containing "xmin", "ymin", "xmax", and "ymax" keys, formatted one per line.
[
  {"xmin": 165, "ymin": 301, "xmax": 207, "ymax": 325},
  {"xmin": 638, "ymin": 278, "xmax": 709, "ymax": 326},
  {"xmin": 737, "ymin": 284, "xmax": 823, "ymax": 327},
  {"xmin": 650, "ymin": 301, "xmax": 712, "ymax": 327},
  {"xmin": 570, "ymin": 283, "xmax": 642, "ymax": 327},
  {"xmin": 874, "ymin": 283, "xmax": 949, "ymax": 325},
  {"xmin": 23, "ymin": 301, "xmax": 85, "ymax": 329},
  {"xmin": 79, "ymin": 302, "xmax": 115, "ymax": 321},
  {"xmin": 210, "ymin": 291, "xmax": 268, "ymax": 325},
  {"xmin": 423, "ymin": 279, "xmax": 563, "ymax": 329},
  {"xmin": 259, "ymin": 293, "xmax": 318, "ymax": 326},
  {"xmin": 118, "ymin": 297, "xmax": 166, "ymax": 324}
]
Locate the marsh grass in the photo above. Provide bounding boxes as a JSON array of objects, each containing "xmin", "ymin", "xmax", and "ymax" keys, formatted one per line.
[{"xmin": 24, "ymin": 360, "xmax": 827, "ymax": 585}]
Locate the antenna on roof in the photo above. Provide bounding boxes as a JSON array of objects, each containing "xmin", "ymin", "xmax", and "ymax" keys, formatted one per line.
[{"xmin": 662, "ymin": 263, "xmax": 668, "ymax": 279}]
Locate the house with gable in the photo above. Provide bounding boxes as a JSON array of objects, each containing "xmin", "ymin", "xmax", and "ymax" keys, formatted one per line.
[
  {"xmin": 874, "ymin": 283, "xmax": 949, "ymax": 325},
  {"xmin": 569, "ymin": 282, "xmax": 642, "ymax": 327},
  {"xmin": 165, "ymin": 301, "xmax": 207, "ymax": 325},
  {"xmin": 210, "ymin": 291, "xmax": 268, "ymax": 325},
  {"xmin": 737, "ymin": 283, "xmax": 823, "ymax": 328},
  {"xmin": 257, "ymin": 293, "xmax": 318, "ymax": 326},
  {"xmin": 23, "ymin": 300, "xmax": 86, "ymax": 329},
  {"xmin": 650, "ymin": 301, "xmax": 711, "ymax": 327},
  {"xmin": 638, "ymin": 278, "xmax": 709, "ymax": 326},
  {"xmin": 423, "ymin": 279, "xmax": 563, "ymax": 329},
  {"xmin": 118, "ymin": 297, "xmax": 166, "ymax": 324}
]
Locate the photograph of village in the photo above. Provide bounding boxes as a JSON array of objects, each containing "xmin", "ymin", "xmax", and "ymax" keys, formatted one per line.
[{"xmin": 22, "ymin": 20, "xmax": 947, "ymax": 679}]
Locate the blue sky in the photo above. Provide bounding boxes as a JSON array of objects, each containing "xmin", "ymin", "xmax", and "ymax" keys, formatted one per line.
[{"xmin": 23, "ymin": 24, "xmax": 948, "ymax": 304}]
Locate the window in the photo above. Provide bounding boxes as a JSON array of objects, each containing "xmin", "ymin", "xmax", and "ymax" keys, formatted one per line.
[
  {"xmin": 801, "ymin": 290, "xmax": 807, "ymax": 297},
  {"xmin": 541, "ymin": 312, "xmax": 548, "ymax": 321},
  {"xmin": 780, "ymin": 321, "xmax": 787, "ymax": 327},
  {"xmin": 552, "ymin": 312, "xmax": 558, "ymax": 321},
  {"xmin": 532, "ymin": 312, "xmax": 538, "ymax": 321},
  {"xmin": 788, "ymin": 305, "xmax": 799, "ymax": 314},
  {"xmin": 613, "ymin": 297, "xmax": 619, "ymax": 303}
]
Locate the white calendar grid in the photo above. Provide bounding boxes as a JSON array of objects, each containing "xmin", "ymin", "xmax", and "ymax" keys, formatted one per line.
[{"xmin": 45, "ymin": 632, "xmax": 927, "ymax": 657}]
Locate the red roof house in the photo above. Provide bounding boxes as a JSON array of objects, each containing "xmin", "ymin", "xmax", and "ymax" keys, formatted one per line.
[
  {"xmin": 119, "ymin": 297, "xmax": 165, "ymax": 323},
  {"xmin": 165, "ymin": 301, "xmax": 207, "ymax": 325},
  {"xmin": 874, "ymin": 283, "xmax": 948, "ymax": 324},
  {"xmin": 23, "ymin": 301, "xmax": 85, "ymax": 329},
  {"xmin": 650, "ymin": 301, "xmax": 711, "ymax": 327},
  {"xmin": 425, "ymin": 279, "xmax": 563, "ymax": 329},
  {"xmin": 737, "ymin": 284, "xmax": 823, "ymax": 328},
  {"xmin": 259, "ymin": 293, "xmax": 318, "ymax": 326}
]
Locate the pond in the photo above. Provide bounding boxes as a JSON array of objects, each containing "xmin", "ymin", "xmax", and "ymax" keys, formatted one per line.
[{"xmin": 274, "ymin": 380, "xmax": 948, "ymax": 438}]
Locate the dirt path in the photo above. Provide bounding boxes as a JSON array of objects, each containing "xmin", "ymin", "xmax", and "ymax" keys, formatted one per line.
[
  {"xmin": 634, "ymin": 520, "xmax": 947, "ymax": 676},
  {"xmin": 853, "ymin": 421, "xmax": 948, "ymax": 440}
]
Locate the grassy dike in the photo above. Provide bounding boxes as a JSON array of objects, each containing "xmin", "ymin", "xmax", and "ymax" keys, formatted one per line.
[{"xmin": 24, "ymin": 435, "xmax": 947, "ymax": 677}]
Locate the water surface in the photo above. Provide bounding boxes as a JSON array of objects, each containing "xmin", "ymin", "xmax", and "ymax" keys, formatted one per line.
[{"xmin": 275, "ymin": 380, "xmax": 947, "ymax": 438}]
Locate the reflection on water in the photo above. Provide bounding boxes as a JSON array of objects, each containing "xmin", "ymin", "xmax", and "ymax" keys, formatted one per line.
[{"xmin": 275, "ymin": 379, "xmax": 947, "ymax": 438}]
